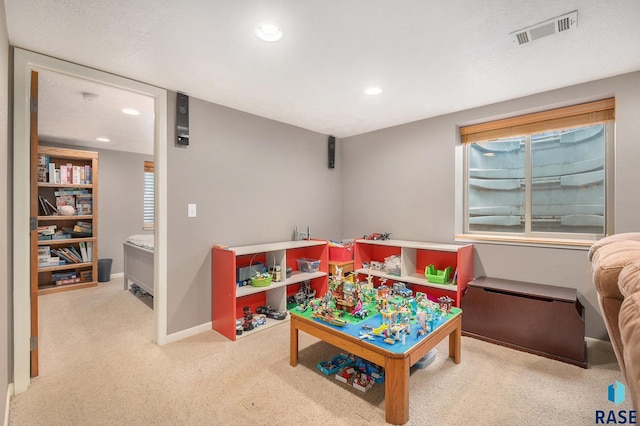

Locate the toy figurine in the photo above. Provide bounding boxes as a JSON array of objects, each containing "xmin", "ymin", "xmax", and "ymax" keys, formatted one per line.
[
  {"xmin": 438, "ymin": 296, "xmax": 454, "ymax": 313},
  {"xmin": 242, "ymin": 307, "xmax": 254, "ymax": 331}
]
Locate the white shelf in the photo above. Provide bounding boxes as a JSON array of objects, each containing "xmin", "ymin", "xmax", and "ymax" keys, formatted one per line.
[
  {"xmin": 355, "ymin": 238, "xmax": 465, "ymax": 252},
  {"xmin": 236, "ymin": 272, "xmax": 327, "ymax": 298},
  {"xmin": 354, "ymin": 268, "xmax": 458, "ymax": 291},
  {"xmin": 236, "ymin": 314, "xmax": 291, "ymax": 339},
  {"xmin": 228, "ymin": 240, "xmax": 326, "ymax": 256}
]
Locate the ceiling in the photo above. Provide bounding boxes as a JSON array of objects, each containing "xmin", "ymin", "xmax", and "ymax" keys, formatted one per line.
[{"xmin": 5, "ymin": 1, "xmax": 640, "ymax": 155}]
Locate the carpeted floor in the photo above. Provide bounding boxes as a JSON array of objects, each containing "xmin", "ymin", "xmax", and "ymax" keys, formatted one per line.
[{"xmin": 9, "ymin": 278, "xmax": 632, "ymax": 425}]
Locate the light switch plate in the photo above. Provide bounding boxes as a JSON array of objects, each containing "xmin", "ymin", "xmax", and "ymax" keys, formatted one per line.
[{"xmin": 188, "ymin": 204, "xmax": 197, "ymax": 218}]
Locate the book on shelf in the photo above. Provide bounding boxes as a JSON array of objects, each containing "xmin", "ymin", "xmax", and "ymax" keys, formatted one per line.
[
  {"xmin": 55, "ymin": 194, "xmax": 76, "ymax": 209},
  {"xmin": 86, "ymin": 241, "xmax": 93, "ymax": 263},
  {"xmin": 80, "ymin": 270, "xmax": 93, "ymax": 282},
  {"xmin": 52, "ymin": 271, "xmax": 77, "ymax": 281},
  {"xmin": 67, "ymin": 246, "xmax": 84, "ymax": 263},
  {"xmin": 38, "ymin": 256, "xmax": 62, "ymax": 267},
  {"xmin": 37, "ymin": 154, "xmax": 49, "ymax": 183},
  {"xmin": 38, "ymin": 195, "xmax": 59, "ymax": 216},
  {"xmin": 75, "ymin": 193, "xmax": 93, "ymax": 215},
  {"xmin": 51, "ymin": 247, "xmax": 82, "ymax": 264},
  {"xmin": 51, "ymin": 233, "xmax": 72, "ymax": 240},
  {"xmin": 37, "ymin": 224, "xmax": 57, "ymax": 237},
  {"xmin": 55, "ymin": 277, "xmax": 81, "ymax": 286},
  {"xmin": 72, "ymin": 166, "xmax": 81, "ymax": 185},
  {"xmin": 59, "ymin": 165, "xmax": 67, "ymax": 184},
  {"xmin": 73, "ymin": 221, "xmax": 93, "ymax": 234},
  {"xmin": 38, "ymin": 196, "xmax": 49, "ymax": 216},
  {"xmin": 54, "ymin": 189, "xmax": 89, "ymax": 196},
  {"xmin": 85, "ymin": 165, "xmax": 92, "ymax": 184},
  {"xmin": 79, "ymin": 242, "xmax": 89, "ymax": 262},
  {"xmin": 48, "ymin": 162, "xmax": 56, "ymax": 183},
  {"xmin": 37, "ymin": 246, "xmax": 51, "ymax": 261},
  {"xmin": 66, "ymin": 163, "xmax": 73, "ymax": 183},
  {"xmin": 50, "ymin": 249, "xmax": 72, "ymax": 264}
]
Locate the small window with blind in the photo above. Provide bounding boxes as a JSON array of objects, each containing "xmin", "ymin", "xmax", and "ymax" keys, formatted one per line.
[
  {"xmin": 459, "ymin": 99, "xmax": 615, "ymax": 245},
  {"xmin": 143, "ymin": 161, "xmax": 154, "ymax": 230}
]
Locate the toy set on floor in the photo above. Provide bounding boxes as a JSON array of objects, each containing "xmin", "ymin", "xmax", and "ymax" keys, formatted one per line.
[{"xmin": 316, "ymin": 353, "xmax": 385, "ymax": 393}]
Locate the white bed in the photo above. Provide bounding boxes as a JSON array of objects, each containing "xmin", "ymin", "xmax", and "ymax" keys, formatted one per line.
[{"xmin": 123, "ymin": 234, "xmax": 154, "ymax": 296}]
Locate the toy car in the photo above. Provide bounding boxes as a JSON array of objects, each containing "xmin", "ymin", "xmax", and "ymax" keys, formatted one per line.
[
  {"xmin": 392, "ymin": 282, "xmax": 413, "ymax": 298},
  {"xmin": 256, "ymin": 305, "xmax": 288, "ymax": 320}
]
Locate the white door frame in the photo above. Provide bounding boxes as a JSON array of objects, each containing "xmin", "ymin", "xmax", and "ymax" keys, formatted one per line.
[{"xmin": 12, "ymin": 48, "xmax": 168, "ymax": 393}]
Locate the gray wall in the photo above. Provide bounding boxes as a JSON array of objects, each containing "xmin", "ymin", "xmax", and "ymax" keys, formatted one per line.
[
  {"xmin": 341, "ymin": 70, "xmax": 640, "ymax": 340},
  {"xmin": 41, "ymin": 142, "xmax": 152, "ymax": 274},
  {"xmin": 166, "ymin": 94, "xmax": 342, "ymax": 334},
  {"xmin": 0, "ymin": 3, "xmax": 10, "ymax": 422}
]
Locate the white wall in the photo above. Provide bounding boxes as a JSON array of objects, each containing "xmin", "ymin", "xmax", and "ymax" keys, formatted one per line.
[
  {"xmin": 165, "ymin": 94, "xmax": 342, "ymax": 334},
  {"xmin": 341, "ymin": 71, "xmax": 640, "ymax": 339}
]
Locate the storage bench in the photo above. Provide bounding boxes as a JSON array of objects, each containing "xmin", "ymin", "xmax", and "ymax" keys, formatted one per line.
[{"xmin": 461, "ymin": 276, "xmax": 587, "ymax": 368}]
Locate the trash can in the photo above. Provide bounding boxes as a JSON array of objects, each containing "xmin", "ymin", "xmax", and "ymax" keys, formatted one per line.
[{"xmin": 98, "ymin": 258, "xmax": 113, "ymax": 282}]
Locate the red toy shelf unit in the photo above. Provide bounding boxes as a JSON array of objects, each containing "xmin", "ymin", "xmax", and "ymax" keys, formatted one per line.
[
  {"xmin": 353, "ymin": 239, "xmax": 474, "ymax": 307},
  {"xmin": 211, "ymin": 240, "xmax": 329, "ymax": 341}
]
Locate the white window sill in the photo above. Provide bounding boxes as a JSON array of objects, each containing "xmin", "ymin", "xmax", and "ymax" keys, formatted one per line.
[{"xmin": 454, "ymin": 234, "xmax": 594, "ymax": 250}]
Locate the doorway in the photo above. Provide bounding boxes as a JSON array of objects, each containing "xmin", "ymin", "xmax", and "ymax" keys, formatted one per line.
[{"xmin": 12, "ymin": 48, "xmax": 168, "ymax": 393}]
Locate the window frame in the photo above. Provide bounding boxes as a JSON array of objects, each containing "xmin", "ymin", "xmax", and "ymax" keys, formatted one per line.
[{"xmin": 457, "ymin": 99, "xmax": 615, "ymax": 247}]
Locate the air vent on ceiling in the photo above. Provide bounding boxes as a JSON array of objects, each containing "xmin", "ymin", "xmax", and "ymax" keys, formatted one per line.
[{"xmin": 510, "ymin": 10, "xmax": 578, "ymax": 47}]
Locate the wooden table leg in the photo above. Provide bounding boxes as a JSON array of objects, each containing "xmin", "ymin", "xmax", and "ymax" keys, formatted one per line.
[
  {"xmin": 290, "ymin": 317, "xmax": 299, "ymax": 367},
  {"xmin": 385, "ymin": 356, "xmax": 410, "ymax": 425},
  {"xmin": 448, "ymin": 316, "xmax": 461, "ymax": 364}
]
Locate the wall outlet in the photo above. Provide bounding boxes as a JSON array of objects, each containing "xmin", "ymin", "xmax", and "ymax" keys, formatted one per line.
[{"xmin": 188, "ymin": 204, "xmax": 197, "ymax": 218}]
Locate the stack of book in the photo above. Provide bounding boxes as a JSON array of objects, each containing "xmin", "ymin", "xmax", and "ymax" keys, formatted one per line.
[
  {"xmin": 51, "ymin": 271, "xmax": 80, "ymax": 286},
  {"xmin": 37, "ymin": 225, "xmax": 72, "ymax": 240},
  {"xmin": 37, "ymin": 225, "xmax": 57, "ymax": 240},
  {"xmin": 37, "ymin": 246, "xmax": 62, "ymax": 267},
  {"xmin": 37, "ymin": 154, "xmax": 49, "ymax": 183},
  {"xmin": 75, "ymin": 193, "xmax": 93, "ymax": 215}
]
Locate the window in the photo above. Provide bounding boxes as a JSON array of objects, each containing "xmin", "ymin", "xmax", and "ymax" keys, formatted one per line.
[
  {"xmin": 459, "ymin": 99, "xmax": 614, "ymax": 244},
  {"xmin": 143, "ymin": 161, "xmax": 154, "ymax": 230}
]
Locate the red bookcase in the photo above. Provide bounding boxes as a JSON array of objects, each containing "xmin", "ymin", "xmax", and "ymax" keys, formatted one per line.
[
  {"xmin": 212, "ymin": 240, "xmax": 328, "ymax": 341},
  {"xmin": 354, "ymin": 239, "xmax": 474, "ymax": 307}
]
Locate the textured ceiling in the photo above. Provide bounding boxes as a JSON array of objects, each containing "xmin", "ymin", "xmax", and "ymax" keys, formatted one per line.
[{"xmin": 5, "ymin": 1, "xmax": 640, "ymax": 154}]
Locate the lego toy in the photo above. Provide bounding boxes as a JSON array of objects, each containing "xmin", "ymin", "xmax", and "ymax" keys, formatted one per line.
[
  {"xmin": 438, "ymin": 296, "xmax": 454, "ymax": 313},
  {"xmin": 242, "ymin": 307, "xmax": 254, "ymax": 331},
  {"xmin": 256, "ymin": 305, "xmax": 287, "ymax": 320},
  {"xmin": 363, "ymin": 232, "xmax": 391, "ymax": 241}
]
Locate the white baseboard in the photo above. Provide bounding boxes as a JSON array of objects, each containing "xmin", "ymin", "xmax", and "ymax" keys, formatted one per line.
[
  {"xmin": 5, "ymin": 383, "xmax": 13, "ymax": 426},
  {"xmin": 164, "ymin": 321, "xmax": 212, "ymax": 345},
  {"xmin": 110, "ymin": 272, "xmax": 124, "ymax": 279}
]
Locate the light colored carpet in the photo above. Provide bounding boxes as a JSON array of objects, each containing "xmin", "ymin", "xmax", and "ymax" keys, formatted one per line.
[{"xmin": 9, "ymin": 278, "xmax": 632, "ymax": 425}]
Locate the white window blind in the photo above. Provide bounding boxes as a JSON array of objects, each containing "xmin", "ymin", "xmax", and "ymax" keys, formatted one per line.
[{"xmin": 143, "ymin": 161, "xmax": 154, "ymax": 230}]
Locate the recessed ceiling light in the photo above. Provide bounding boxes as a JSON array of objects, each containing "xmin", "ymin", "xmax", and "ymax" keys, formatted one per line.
[
  {"xmin": 121, "ymin": 108, "xmax": 140, "ymax": 115},
  {"xmin": 96, "ymin": 137, "xmax": 110, "ymax": 142},
  {"xmin": 364, "ymin": 87, "xmax": 383, "ymax": 96},
  {"xmin": 255, "ymin": 22, "xmax": 282, "ymax": 42}
]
